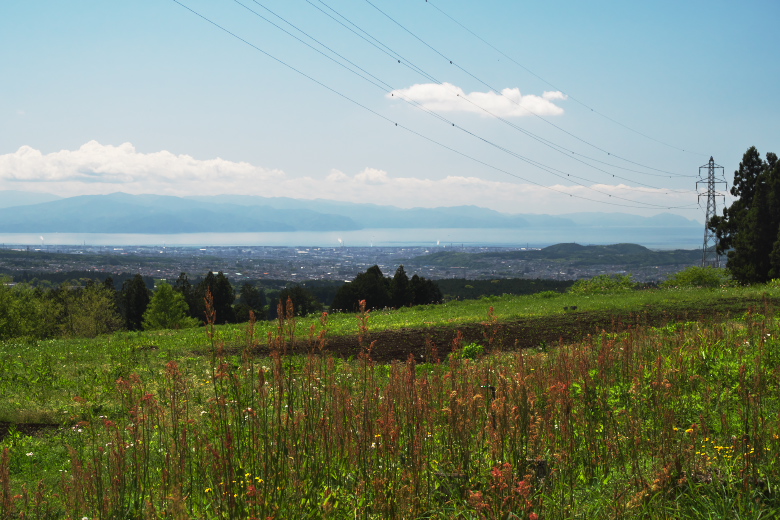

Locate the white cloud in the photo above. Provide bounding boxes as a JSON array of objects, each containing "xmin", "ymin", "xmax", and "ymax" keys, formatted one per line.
[
  {"xmin": 0, "ymin": 141, "xmax": 285, "ymax": 196},
  {"xmin": 542, "ymin": 91, "xmax": 567, "ymax": 101},
  {"xmin": 326, "ymin": 169, "xmax": 349, "ymax": 182},
  {"xmin": 388, "ymin": 83, "xmax": 567, "ymax": 117},
  {"xmin": 0, "ymin": 142, "xmax": 690, "ymax": 215},
  {"xmin": 354, "ymin": 168, "xmax": 389, "ymax": 185}
]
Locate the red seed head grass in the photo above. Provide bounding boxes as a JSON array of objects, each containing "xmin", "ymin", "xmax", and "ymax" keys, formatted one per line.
[{"xmin": 7, "ymin": 310, "xmax": 780, "ymax": 517}]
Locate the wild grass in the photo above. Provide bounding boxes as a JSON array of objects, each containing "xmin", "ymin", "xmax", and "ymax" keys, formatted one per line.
[
  {"xmin": 2, "ymin": 285, "xmax": 780, "ymax": 518},
  {"xmin": 1, "ymin": 285, "xmax": 771, "ymax": 426}
]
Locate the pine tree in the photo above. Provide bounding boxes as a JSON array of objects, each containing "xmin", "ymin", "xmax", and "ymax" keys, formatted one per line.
[
  {"xmin": 235, "ymin": 282, "xmax": 267, "ymax": 322},
  {"xmin": 390, "ymin": 265, "xmax": 412, "ymax": 308},
  {"xmin": 198, "ymin": 271, "xmax": 236, "ymax": 324},
  {"xmin": 331, "ymin": 265, "xmax": 441, "ymax": 312},
  {"xmin": 709, "ymin": 147, "xmax": 780, "ymax": 284},
  {"xmin": 120, "ymin": 274, "xmax": 151, "ymax": 331},
  {"xmin": 173, "ymin": 272, "xmax": 199, "ymax": 318},
  {"xmin": 410, "ymin": 274, "xmax": 443, "ymax": 305},
  {"xmin": 331, "ymin": 265, "xmax": 390, "ymax": 312},
  {"xmin": 267, "ymin": 285, "xmax": 323, "ymax": 319}
]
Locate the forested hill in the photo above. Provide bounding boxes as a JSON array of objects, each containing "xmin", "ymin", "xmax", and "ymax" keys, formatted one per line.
[{"xmin": 408, "ymin": 243, "xmax": 702, "ymax": 268}]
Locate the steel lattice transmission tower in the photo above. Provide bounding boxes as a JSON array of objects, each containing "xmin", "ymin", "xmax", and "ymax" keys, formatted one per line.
[{"xmin": 697, "ymin": 156, "xmax": 726, "ymax": 267}]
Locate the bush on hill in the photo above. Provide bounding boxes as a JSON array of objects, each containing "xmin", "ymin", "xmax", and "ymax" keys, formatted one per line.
[
  {"xmin": 568, "ymin": 273, "xmax": 636, "ymax": 294},
  {"xmin": 661, "ymin": 266, "xmax": 733, "ymax": 288}
]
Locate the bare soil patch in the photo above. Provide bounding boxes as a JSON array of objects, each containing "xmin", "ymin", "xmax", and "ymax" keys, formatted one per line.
[
  {"xmin": 245, "ymin": 296, "xmax": 778, "ymax": 363},
  {"xmin": 0, "ymin": 422, "xmax": 59, "ymax": 442}
]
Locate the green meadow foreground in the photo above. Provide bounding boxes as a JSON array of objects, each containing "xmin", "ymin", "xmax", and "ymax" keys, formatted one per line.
[{"xmin": 3, "ymin": 285, "xmax": 780, "ymax": 518}]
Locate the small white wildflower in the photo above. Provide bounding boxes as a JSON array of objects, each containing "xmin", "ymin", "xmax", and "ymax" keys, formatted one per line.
[{"xmin": 26, "ymin": 452, "xmax": 33, "ymax": 457}]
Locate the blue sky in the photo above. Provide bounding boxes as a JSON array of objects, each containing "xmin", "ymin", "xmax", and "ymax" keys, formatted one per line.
[{"xmin": 1, "ymin": 0, "xmax": 778, "ymax": 217}]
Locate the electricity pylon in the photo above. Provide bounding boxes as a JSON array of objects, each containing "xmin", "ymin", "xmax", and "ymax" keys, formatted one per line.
[{"xmin": 697, "ymin": 156, "xmax": 726, "ymax": 267}]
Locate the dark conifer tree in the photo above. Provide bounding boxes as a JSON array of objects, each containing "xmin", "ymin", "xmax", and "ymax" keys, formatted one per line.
[
  {"xmin": 709, "ymin": 147, "xmax": 780, "ymax": 284},
  {"xmin": 331, "ymin": 265, "xmax": 441, "ymax": 312},
  {"xmin": 390, "ymin": 265, "xmax": 412, "ymax": 308},
  {"xmin": 235, "ymin": 282, "xmax": 267, "ymax": 322},
  {"xmin": 173, "ymin": 272, "xmax": 199, "ymax": 319},
  {"xmin": 329, "ymin": 281, "xmax": 359, "ymax": 313},
  {"xmin": 331, "ymin": 265, "xmax": 390, "ymax": 312},
  {"xmin": 410, "ymin": 274, "xmax": 443, "ymax": 305},
  {"xmin": 120, "ymin": 274, "xmax": 151, "ymax": 331},
  {"xmin": 198, "ymin": 271, "xmax": 236, "ymax": 324},
  {"xmin": 267, "ymin": 285, "xmax": 323, "ymax": 319}
]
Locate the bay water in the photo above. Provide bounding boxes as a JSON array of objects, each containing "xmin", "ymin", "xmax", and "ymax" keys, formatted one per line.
[{"xmin": 0, "ymin": 226, "xmax": 702, "ymax": 250}]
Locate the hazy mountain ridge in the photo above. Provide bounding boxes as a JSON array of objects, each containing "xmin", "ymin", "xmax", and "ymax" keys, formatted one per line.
[
  {"xmin": 0, "ymin": 191, "xmax": 701, "ymax": 233},
  {"xmin": 0, "ymin": 193, "xmax": 357, "ymax": 233},
  {"xmin": 0, "ymin": 190, "xmax": 62, "ymax": 209}
]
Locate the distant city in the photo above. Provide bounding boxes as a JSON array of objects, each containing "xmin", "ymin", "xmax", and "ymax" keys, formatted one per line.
[{"xmin": 0, "ymin": 243, "xmax": 702, "ymax": 283}]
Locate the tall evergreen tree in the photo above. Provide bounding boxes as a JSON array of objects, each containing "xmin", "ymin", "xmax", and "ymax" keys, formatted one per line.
[
  {"xmin": 267, "ymin": 285, "xmax": 323, "ymax": 319},
  {"xmin": 120, "ymin": 274, "xmax": 151, "ymax": 331},
  {"xmin": 410, "ymin": 274, "xmax": 443, "ymax": 305},
  {"xmin": 235, "ymin": 282, "xmax": 267, "ymax": 322},
  {"xmin": 173, "ymin": 272, "xmax": 199, "ymax": 319},
  {"xmin": 390, "ymin": 265, "xmax": 413, "ymax": 308},
  {"xmin": 331, "ymin": 265, "xmax": 390, "ymax": 312},
  {"xmin": 198, "ymin": 271, "xmax": 236, "ymax": 324},
  {"xmin": 709, "ymin": 147, "xmax": 780, "ymax": 284},
  {"xmin": 331, "ymin": 265, "xmax": 441, "ymax": 312}
]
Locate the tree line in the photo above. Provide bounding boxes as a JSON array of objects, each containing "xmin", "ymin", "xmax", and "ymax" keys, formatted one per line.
[
  {"xmin": 0, "ymin": 265, "xmax": 442, "ymax": 340},
  {"xmin": 330, "ymin": 265, "xmax": 442, "ymax": 312}
]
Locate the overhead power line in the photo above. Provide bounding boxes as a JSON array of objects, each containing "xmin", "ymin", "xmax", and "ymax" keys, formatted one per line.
[
  {"xmin": 308, "ymin": 0, "xmax": 693, "ymax": 183},
  {"xmin": 423, "ymin": 0, "xmax": 708, "ymax": 158},
  {"xmin": 236, "ymin": 0, "xmax": 693, "ymax": 196},
  {"xmin": 170, "ymin": 0, "xmax": 698, "ymax": 211},
  {"xmin": 361, "ymin": 0, "xmax": 696, "ymax": 179}
]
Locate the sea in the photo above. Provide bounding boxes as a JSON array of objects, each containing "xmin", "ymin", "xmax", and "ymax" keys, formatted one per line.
[{"xmin": 0, "ymin": 226, "xmax": 703, "ymax": 250}]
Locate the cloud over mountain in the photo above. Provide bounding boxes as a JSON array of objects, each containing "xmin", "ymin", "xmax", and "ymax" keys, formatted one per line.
[
  {"xmin": 0, "ymin": 141, "xmax": 285, "ymax": 192},
  {"xmin": 0, "ymin": 141, "xmax": 692, "ymax": 216}
]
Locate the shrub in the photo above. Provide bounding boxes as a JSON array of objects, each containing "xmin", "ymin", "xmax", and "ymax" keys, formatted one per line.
[
  {"xmin": 766, "ymin": 278, "xmax": 780, "ymax": 289},
  {"xmin": 568, "ymin": 274, "xmax": 636, "ymax": 294},
  {"xmin": 142, "ymin": 283, "xmax": 200, "ymax": 330},
  {"xmin": 452, "ymin": 342, "xmax": 485, "ymax": 360},
  {"xmin": 661, "ymin": 266, "xmax": 733, "ymax": 288}
]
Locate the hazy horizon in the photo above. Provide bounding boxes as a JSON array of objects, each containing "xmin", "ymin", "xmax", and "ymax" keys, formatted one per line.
[{"xmin": 3, "ymin": 1, "xmax": 777, "ymax": 220}]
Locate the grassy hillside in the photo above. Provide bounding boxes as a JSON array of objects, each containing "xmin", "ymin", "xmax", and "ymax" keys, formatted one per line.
[
  {"xmin": 2, "ymin": 284, "xmax": 780, "ymax": 518},
  {"xmin": 410, "ymin": 243, "xmax": 702, "ymax": 268}
]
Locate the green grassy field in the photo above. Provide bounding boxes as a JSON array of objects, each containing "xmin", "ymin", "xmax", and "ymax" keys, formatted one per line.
[{"xmin": 2, "ymin": 285, "xmax": 780, "ymax": 518}]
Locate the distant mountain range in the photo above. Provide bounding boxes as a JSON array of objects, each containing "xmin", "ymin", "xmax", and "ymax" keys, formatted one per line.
[
  {"xmin": 0, "ymin": 190, "xmax": 61, "ymax": 209},
  {"xmin": 0, "ymin": 191, "xmax": 702, "ymax": 234}
]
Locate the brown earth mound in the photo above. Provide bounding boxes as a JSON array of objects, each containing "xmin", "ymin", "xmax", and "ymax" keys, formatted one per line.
[{"xmin": 0, "ymin": 422, "xmax": 59, "ymax": 441}]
